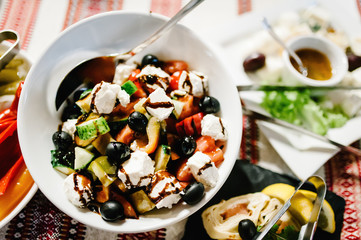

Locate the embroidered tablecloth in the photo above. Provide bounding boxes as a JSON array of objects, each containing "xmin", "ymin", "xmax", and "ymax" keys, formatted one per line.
[{"xmin": 1, "ymin": 0, "xmax": 361, "ymax": 239}]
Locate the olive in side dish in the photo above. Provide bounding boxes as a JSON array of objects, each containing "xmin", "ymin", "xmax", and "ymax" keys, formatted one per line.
[
  {"xmin": 106, "ymin": 142, "xmax": 131, "ymax": 165},
  {"xmin": 181, "ymin": 182, "xmax": 205, "ymax": 205},
  {"xmin": 199, "ymin": 95, "xmax": 220, "ymax": 114},
  {"xmin": 52, "ymin": 131, "xmax": 73, "ymax": 150},
  {"xmin": 238, "ymin": 219, "xmax": 257, "ymax": 240},
  {"xmin": 179, "ymin": 136, "xmax": 197, "ymax": 157},
  {"xmin": 243, "ymin": 52, "xmax": 266, "ymax": 72},
  {"xmin": 347, "ymin": 53, "xmax": 361, "ymax": 71},
  {"xmin": 100, "ymin": 200, "xmax": 124, "ymax": 222},
  {"xmin": 141, "ymin": 54, "xmax": 160, "ymax": 68},
  {"xmin": 127, "ymin": 111, "xmax": 148, "ymax": 133}
]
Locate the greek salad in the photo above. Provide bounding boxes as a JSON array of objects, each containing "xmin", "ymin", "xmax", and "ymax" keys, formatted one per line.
[{"xmin": 51, "ymin": 54, "xmax": 228, "ymax": 222}]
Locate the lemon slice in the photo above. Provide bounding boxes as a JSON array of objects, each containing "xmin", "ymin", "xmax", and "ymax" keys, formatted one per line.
[{"xmin": 261, "ymin": 183, "xmax": 335, "ymax": 233}]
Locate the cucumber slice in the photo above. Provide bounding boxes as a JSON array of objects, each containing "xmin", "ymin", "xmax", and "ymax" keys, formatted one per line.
[
  {"xmin": 74, "ymin": 146, "xmax": 94, "ymax": 170},
  {"xmin": 53, "ymin": 165, "xmax": 75, "ymax": 175},
  {"xmin": 76, "ymin": 117, "xmax": 110, "ymax": 140},
  {"xmin": 51, "ymin": 149, "xmax": 75, "ymax": 175},
  {"xmin": 94, "ymin": 156, "xmax": 117, "ymax": 175},
  {"xmin": 76, "ymin": 120, "xmax": 97, "ymax": 140},
  {"xmin": 87, "ymin": 160, "xmax": 116, "ymax": 187},
  {"xmin": 121, "ymin": 80, "xmax": 138, "ymax": 95},
  {"xmin": 129, "ymin": 190, "xmax": 155, "ymax": 214},
  {"xmin": 94, "ymin": 117, "xmax": 110, "ymax": 134},
  {"xmin": 154, "ymin": 145, "xmax": 171, "ymax": 171},
  {"xmin": 171, "ymin": 99, "xmax": 185, "ymax": 119}
]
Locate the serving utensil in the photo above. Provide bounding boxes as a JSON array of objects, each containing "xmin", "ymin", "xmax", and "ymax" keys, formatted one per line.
[
  {"xmin": 262, "ymin": 17, "xmax": 308, "ymax": 77},
  {"xmin": 55, "ymin": 0, "xmax": 204, "ymax": 110},
  {"xmin": 243, "ymin": 107, "xmax": 361, "ymax": 157},
  {"xmin": 253, "ymin": 175, "xmax": 326, "ymax": 240},
  {"xmin": 0, "ymin": 30, "xmax": 20, "ymax": 70}
]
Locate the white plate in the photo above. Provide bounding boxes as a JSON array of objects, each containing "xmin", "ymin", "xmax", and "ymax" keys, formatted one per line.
[
  {"xmin": 17, "ymin": 11, "xmax": 242, "ymax": 233},
  {"xmin": 0, "ymin": 43, "xmax": 37, "ymax": 229},
  {"xmin": 204, "ymin": 0, "xmax": 361, "ymax": 180}
]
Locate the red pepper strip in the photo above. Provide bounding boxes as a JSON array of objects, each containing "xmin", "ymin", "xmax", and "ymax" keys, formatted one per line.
[
  {"xmin": 0, "ymin": 120, "xmax": 17, "ymax": 145},
  {"xmin": 0, "ymin": 131, "xmax": 21, "ymax": 179},
  {"xmin": 0, "ymin": 108, "xmax": 15, "ymax": 121},
  {"xmin": 10, "ymin": 81, "xmax": 24, "ymax": 113},
  {"xmin": 0, "ymin": 115, "xmax": 16, "ymax": 124},
  {"xmin": 0, "ymin": 155, "xmax": 24, "ymax": 195},
  {"xmin": 0, "ymin": 120, "xmax": 16, "ymax": 132}
]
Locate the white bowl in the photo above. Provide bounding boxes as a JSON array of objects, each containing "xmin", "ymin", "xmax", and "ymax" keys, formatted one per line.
[
  {"xmin": 17, "ymin": 11, "xmax": 242, "ymax": 233},
  {"xmin": 0, "ymin": 43, "xmax": 37, "ymax": 229},
  {"xmin": 282, "ymin": 35, "xmax": 348, "ymax": 86}
]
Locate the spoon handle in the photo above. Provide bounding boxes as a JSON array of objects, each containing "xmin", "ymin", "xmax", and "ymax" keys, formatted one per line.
[
  {"xmin": 125, "ymin": 0, "xmax": 204, "ymax": 58},
  {"xmin": 262, "ymin": 17, "xmax": 307, "ymax": 76}
]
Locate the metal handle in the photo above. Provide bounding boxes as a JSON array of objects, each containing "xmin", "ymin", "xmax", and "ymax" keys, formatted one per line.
[
  {"xmin": 262, "ymin": 17, "xmax": 307, "ymax": 76},
  {"xmin": 254, "ymin": 176, "xmax": 326, "ymax": 240},
  {"xmin": 0, "ymin": 30, "xmax": 20, "ymax": 70},
  {"xmin": 243, "ymin": 107, "xmax": 361, "ymax": 157},
  {"xmin": 124, "ymin": 0, "xmax": 204, "ymax": 57}
]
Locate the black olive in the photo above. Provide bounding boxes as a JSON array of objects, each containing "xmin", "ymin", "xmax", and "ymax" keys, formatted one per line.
[
  {"xmin": 199, "ymin": 96, "xmax": 220, "ymax": 114},
  {"xmin": 127, "ymin": 111, "xmax": 148, "ymax": 133},
  {"xmin": 145, "ymin": 74, "xmax": 158, "ymax": 84},
  {"xmin": 100, "ymin": 200, "xmax": 124, "ymax": 222},
  {"xmin": 52, "ymin": 131, "xmax": 73, "ymax": 150},
  {"xmin": 106, "ymin": 142, "xmax": 131, "ymax": 165},
  {"xmin": 238, "ymin": 219, "xmax": 257, "ymax": 240},
  {"xmin": 243, "ymin": 52, "xmax": 266, "ymax": 72},
  {"xmin": 181, "ymin": 182, "xmax": 205, "ymax": 205},
  {"xmin": 141, "ymin": 54, "xmax": 160, "ymax": 67},
  {"xmin": 347, "ymin": 53, "xmax": 361, "ymax": 71},
  {"xmin": 61, "ymin": 103, "xmax": 82, "ymax": 122},
  {"xmin": 179, "ymin": 136, "xmax": 197, "ymax": 157}
]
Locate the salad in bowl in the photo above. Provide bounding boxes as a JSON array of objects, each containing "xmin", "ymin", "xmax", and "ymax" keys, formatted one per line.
[{"xmin": 52, "ymin": 53, "xmax": 229, "ymax": 220}]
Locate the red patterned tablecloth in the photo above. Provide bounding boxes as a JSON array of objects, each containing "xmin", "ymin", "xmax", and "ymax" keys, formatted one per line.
[{"xmin": 1, "ymin": 0, "xmax": 361, "ymax": 239}]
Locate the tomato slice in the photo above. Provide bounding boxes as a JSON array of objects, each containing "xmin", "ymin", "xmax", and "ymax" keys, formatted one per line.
[
  {"xmin": 183, "ymin": 117, "xmax": 194, "ymax": 136},
  {"xmin": 169, "ymin": 71, "xmax": 182, "ymax": 91},
  {"xmin": 196, "ymin": 135, "xmax": 216, "ymax": 152},
  {"xmin": 128, "ymin": 69, "xmax": 140, "ymax": 81},
  {"xmin": 176, "ymin": 112, "xmax": 204, "ymax": 137},
  {"xmin": 176, "ymin": 158, "xmax": 194, "ymax": 182}
]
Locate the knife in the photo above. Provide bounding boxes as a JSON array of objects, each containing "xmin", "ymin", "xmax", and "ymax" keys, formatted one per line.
[
  {"xmin": 237, "ymin": 84, "xmax": 361, "ymax": 92},
  {"xmin": 243, "ymin": 106, "xmax": 361, "ymax": 157}
]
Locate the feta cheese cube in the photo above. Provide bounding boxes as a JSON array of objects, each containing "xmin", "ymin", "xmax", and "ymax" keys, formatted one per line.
[
  {"xmin": 148, "ymin": 171, "xmax": 182, "ymax": 209},
  {"xmin": 178, "ymin": 70, "xmax": 208, "ymax": 97},
  {"xmin": 117, "ymin": 88, "xmax": 130, "ymax": 107},
  {"xmin": 62, "ymin": 119, "xmax": 78, "ymax": 139},
  {"xmin": 201, "ymin": 114, "xmax": 228, "ymax": 140},
  {"xmin": 113, "ymin": 63, "xmax": 136, "ymax": 86},
  {"xmin": 63, "ymin": 173, "xmax": 94, "ymax": 208},
  {"xmin": 118, "ymin": 150, "xmax": 155, "ymax": 189},
  {"xmin": 92, "ymin": 82, "xmax": 130, "ymax": 114},
  {"xmin": 144, "ymin": 88, "xmax": 174, "ymax": 121},
  {"xmin": 186, "ymin": 152, "xmax": 219, "ymax": 188},
  {"xmin": 137, "ymin": 65, "xmax": 170, "ymax": 90}
]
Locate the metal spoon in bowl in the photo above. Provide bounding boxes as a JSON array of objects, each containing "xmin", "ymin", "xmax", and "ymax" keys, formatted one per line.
[
  {"xmin": 262, "ymin": 17, "xmax": 308, "ymax": 77},
  {"xmin": 55, "ymin": 0, "xmax": 204, "ymax": 110}
]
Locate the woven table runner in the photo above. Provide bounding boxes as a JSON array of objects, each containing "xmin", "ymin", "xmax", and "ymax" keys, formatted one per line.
[{"xmin": 0, "ymin": 0, "xmax": 361, "ymax": 239}]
